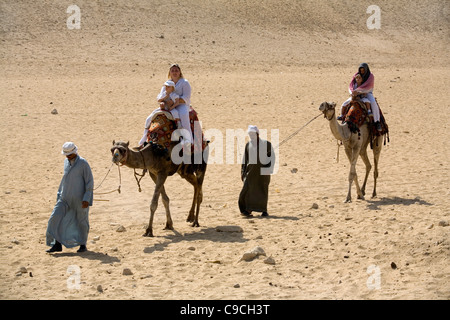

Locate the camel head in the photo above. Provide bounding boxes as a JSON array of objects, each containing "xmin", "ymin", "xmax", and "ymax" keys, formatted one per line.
[
  {"xmin": 319, "ymin": 101, "xmax": 336, "ymax": 121},
  {"xmin": 111, "ymin": 140, "xmax": 130, "ymax": 165}
]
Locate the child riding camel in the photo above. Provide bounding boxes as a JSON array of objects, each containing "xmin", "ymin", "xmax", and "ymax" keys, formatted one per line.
[{"xmin": 340, "ymin": 63, "xmax": 382, "ymax": 131}]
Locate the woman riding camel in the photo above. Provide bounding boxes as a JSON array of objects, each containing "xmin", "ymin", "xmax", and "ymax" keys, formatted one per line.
[
  {"xmin": 138, "ymin": 64, "xmax": 193, "ymax": 149},
  {"xmin": 340, "ymin": 63, "xmax": 382, "ymax": 131},
  {"xmin": 159, "ymin": 64, "xmax": 193, "ymax": 147}
]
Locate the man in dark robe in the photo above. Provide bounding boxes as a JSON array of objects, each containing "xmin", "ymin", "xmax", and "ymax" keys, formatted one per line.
[{"xmin": 239, "ymin": 125, "xmax": 275, "ymax": 217}]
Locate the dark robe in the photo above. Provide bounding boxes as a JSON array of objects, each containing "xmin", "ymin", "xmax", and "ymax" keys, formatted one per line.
[{"xmin": 238, "ymin": 138, "xmax": 275, "ymax": 213}]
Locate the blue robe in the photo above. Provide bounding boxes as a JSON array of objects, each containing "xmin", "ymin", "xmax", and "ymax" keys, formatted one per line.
[{"xmin": 46, "ymin": 155, "xmax": 94, "ymax": 248}]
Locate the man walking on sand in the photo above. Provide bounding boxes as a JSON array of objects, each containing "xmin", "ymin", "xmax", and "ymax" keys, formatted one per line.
[
  {"xmin": 46, "ymin": 142, "xmax": 94, "ymax": 253},
  {"xmin": 239, "ymin": 125, "xmax": 275, "ymax": 217}
]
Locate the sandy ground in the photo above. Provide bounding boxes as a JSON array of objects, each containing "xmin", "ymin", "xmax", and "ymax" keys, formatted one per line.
[{"xmin": 0, "ymin": 0, "xmax": 449, "ymax": 300}]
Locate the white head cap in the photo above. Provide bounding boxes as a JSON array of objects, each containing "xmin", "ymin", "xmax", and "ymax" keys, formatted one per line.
[
  {"xmin": 164, "ymin": 80, "xmax": 176, "ymax": 87},
  {"xmin": 247, "ymin": 125, "xmax": 259, "ymax": 134},
  {"xmin": 61, "ymin": 142, "xmax": 78, "ymax": 156}
]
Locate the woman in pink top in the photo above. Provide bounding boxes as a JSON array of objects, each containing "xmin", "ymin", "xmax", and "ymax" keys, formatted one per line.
[{"xmin": 341, "ymin": 63, "xmax": 382, "ymax": 131}]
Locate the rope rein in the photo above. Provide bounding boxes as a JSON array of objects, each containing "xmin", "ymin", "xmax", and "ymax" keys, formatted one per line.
[
  {"xmin": 274, "ymin": 113, "xmax": 322, "ymax": 150},
  {"xmin": 93, "ymin": 163, "xmax": 121, "ymax": 196}
]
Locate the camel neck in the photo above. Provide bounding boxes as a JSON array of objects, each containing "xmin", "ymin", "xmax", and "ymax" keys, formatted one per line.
[
  {"xmin": 123, "ymin": 149, "xmax": 147, "ymax": 169},
  {"xmin": 329, "ymin": 112, "xmax": 351, "ymax": 141}
]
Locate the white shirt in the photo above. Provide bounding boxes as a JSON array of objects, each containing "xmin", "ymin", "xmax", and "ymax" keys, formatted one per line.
[{"xmin": 157, "ymin": 78, "xmax": 191, "ymax": 106}]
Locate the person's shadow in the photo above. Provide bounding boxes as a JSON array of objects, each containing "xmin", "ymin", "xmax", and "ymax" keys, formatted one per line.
[{"xmin": 49, "ymin": 250, "xmax": 120, "ymax": 264}]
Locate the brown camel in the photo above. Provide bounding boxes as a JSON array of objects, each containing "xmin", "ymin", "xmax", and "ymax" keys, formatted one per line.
[
  {"xmin": 319, "ymin": 101, "xmax": 383, "ymax": 203},
  {"xmin": 111, "ymin": 140, "xmax": 208, "ymax": 237}
]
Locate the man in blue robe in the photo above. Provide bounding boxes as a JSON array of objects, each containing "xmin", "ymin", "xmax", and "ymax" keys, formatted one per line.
[{"xmin": 46, "ymin": 142, "xmax": 94, "ymax": 253}]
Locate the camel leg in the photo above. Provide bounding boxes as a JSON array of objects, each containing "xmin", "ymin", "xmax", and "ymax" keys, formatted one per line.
[
  {"xmin": 344, "ymin": 147, "xmax": 354, "ymax": 203},
  {"xmin": 149, "ymin": 173, "xmax": 173, "ymax": 230},
  {"xmin": 193, "ymin": 172, "xmax": 205, "ymax": 227},
  {"xmin": 372, "ymin": 136, "xmax": 383, "ymax": 198},
  {"xmin": 344, "ymin": 146, "xmax": 364, "ymax": 202},
  {"xmin": 184, "ymin": 173, "xmax": 198, "ymax": 224},
  {"xmin": 144, "ymin": 173, "xmax": 167, "ymax": 237},
  {"xmin": 359, "ymin": 146, "xmax": 372, "ymax": 197}
]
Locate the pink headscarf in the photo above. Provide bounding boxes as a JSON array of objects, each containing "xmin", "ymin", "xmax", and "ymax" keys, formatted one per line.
[{"xmin": 348, "ymin": 72, "xmax": 374, "ymax": 94}]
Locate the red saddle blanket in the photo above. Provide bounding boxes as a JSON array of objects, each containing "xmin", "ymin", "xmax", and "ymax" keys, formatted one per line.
[
  {"xmin": 342, "ymin": 101, "xmax": 368, "ymax": 133},
  {"xmin": 147, "ymin": 107, "xmax": 207, "ymax": 151}
]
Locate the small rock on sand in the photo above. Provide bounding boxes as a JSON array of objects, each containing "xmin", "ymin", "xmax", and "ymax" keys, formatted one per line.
[
  {"xmin": 122, "ymin": 268, "xmax": 133, "ymax": 276},
  {"xmin": 116, "ymin": 225, "xmax": 126, "ymax": 232},
  {"xmin": 239, "ymin": 246, "xmax": 266, "ymax": 262}
]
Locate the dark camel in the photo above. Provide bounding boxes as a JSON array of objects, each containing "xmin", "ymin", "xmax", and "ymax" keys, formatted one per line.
[{"xmin": 111, "ymin": 140, "xmax": 208, "ymax": 236}]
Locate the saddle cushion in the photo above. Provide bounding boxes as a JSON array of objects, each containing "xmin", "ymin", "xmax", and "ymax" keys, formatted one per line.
[
  {"xmin": 147, "ymin": 106, "xmax": 207, "ymax": 151},
  {"xmin": 343, "ymin": 101, "xmax": 367, "ymax": 133}
]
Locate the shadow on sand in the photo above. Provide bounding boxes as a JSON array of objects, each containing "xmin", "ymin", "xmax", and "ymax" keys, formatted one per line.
[
  {"xmin": 143, "ymin": 226, "xmax": 248, "ymax": 254},
  {"xmin": 49, "ymin": 250, "xmax": 120, "ymax": 264},
  {"xmin": 366, "ymin": 196, "xmax": 433, "ymax": 210}
]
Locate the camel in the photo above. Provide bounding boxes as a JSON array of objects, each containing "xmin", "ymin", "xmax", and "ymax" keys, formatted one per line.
[
  {"xmin": 319, "ymin": 101, "xmax": 383, "ymax": 203},
  {"xmin": 111, "ymin": 140, "xmax": 208, "ymax": 237}
]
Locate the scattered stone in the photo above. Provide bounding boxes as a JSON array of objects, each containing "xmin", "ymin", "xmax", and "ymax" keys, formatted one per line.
[
  {"xmin": 233, "ymin": 283, "xmax": 240, "ymax": 288},
  {"xmin": 140, "ymin": 274, "xmax": 153, "ymax": 279},
  {"xmin": 116, "ymin": 225, "xmax": 126, "ymax": 232},
  {"xmin": 427, "ymin": 224, "xmax": 434, "ymax": 229},
  {"xmin": 97, "ymin": 285, "xmax": 103, "ymax": 293},
  {"xmin": 391, "ymin": 262, "xmax": 397, "ymax": 270},
  {"xmin": 216, "ymin": 225, "xmax": 243, "ymax": 233},
  {"xmin": 187, "ymin": 246, "xmax": 196, "ymax": 251},
  {"xmin": 239, "ymin": 246, "xmax": 266, "ymax": 262},
  {"xmin": 122, "ymin": 268, "xmax": 133, "ymax": 276},
  {"xmin": 19, "ymin": 267, "xmax": 27, "ymax": 274},
  {"xmin": 263, "ymin": 256, "xmax": 276, "ymax": 265},
  {"xmin": 93, "ymin": 236, "xmax": 100, "ymax": 241},
  {"xmin": 111, "ymin": 247, "xmax": 118, "ymax": 252},
  {"xmin": 11, "ymin": 239, "xmax": 20, "ymax": 245},
  {"xmin": 311, "ymin": 203, "xmax": 319, "ymax": 209},
  {"xmin": 438, "ymin": 220, "xmax": 449, "ymax": 227},
  {"xmin": 51, "ymin": 108, "xmax": 58, "ymax": 115},
  {"xmin": 291, "ymin": 168, "xmax": 298, "ymax": 173}
]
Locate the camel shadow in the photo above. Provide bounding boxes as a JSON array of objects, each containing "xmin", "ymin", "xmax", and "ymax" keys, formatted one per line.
[
  {"xmin": 242, "ymin": 215, "xmax": 299, "ymax": 221},
  {"xmin": 366, "ymin": 196, "xmax": 433, "ymax": 210},
  {"xmin": 49, "ymin": 251, "xmax": 120, "ymax": 264},
  {"xmin": 143, "ymin": 226, "xmax": 248, "ymax": 254}
]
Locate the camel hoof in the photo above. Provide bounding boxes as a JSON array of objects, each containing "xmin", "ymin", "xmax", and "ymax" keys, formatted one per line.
[
  {"xmin": 164, "ymin": 225, "xmax": 174, "ymax": 230},
  {"xmin": 344, "ymin": 199, "xmax": 352, "ymax": 203},
  {"xmin": 191, "ymin": 221, "xmax": 200, "ymax": 227},
  {"xmin": 142, "ymin": 230, "xmax": 154, "ymax": 237}
]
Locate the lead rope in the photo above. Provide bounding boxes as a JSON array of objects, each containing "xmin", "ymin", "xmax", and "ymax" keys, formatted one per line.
[
  {"xmin": 93, "ymin": 163, "xmax": 122, "ymax": 198},
  {"xmin": 273, "ymin": 113, "xmax": 322, "ymax": 150}
]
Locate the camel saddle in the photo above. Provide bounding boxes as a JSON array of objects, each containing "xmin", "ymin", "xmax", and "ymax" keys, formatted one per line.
[
  {"xmin": 341, "ymin": 98, "xmax": 390, "ymax": 147},
  {"xmin": 147, "ymin": 106, "xmax": 208, "ymax": 152},
  {"xmin": 341, "ymin": 100, "xmax": 369, "ymax": 134}
]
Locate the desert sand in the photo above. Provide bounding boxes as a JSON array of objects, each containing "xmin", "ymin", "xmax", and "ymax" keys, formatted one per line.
[{"xmin": 0, "ymin": 0, "xmax": 449, "ymax": 300}]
